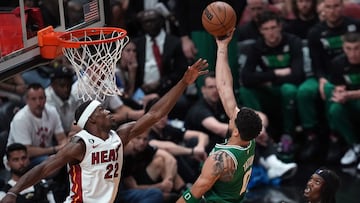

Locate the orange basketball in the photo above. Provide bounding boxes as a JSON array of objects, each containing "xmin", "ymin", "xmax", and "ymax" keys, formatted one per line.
[{"xmin": 202, "ymin": 1, "xmax": 237, "ymax": 37}]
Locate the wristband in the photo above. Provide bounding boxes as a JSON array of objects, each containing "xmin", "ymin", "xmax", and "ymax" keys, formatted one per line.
[
  {"xmin": 7, "ymin": 191, "xmax": 18, "ymax": 197},
  {"xmin": 182, "ymin": 188, "xmax": 200, "ymax": 203}
]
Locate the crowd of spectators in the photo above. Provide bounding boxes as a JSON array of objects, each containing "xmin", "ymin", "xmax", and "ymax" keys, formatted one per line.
[{"xmin": 1, "ymin": 0, "xmax": 360, "ymax": 202}]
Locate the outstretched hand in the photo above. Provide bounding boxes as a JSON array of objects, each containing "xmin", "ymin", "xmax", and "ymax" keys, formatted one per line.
[{"xmin": 182, "ymin": 58, "xmax": 209, "ymax": 85}]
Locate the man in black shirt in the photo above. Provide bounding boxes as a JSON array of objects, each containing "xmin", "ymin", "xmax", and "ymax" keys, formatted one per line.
[
  {"xmin": 297, "ymin": 0, "xmax": 360, "ymax": 161},
  {"xmin": 240, "ymin": 11, "xmax": 305, "ymax": 160},
  {"xmin": 285, "ymin": 0, "xmax": 319, "ymax": 40},
  {"xmin": 326, "ymin": 32, "xmax": 360, "ymax": 169}
]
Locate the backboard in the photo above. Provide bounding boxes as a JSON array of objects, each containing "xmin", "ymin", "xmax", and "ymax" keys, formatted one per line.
[{"xmin": 0, "ymin": 0, "xmax": 106, "ymax": 81}]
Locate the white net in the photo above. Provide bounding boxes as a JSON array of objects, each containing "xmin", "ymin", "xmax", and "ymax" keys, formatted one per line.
[{"xmin": 62, "ymin": 29, "xmax": 129, "ymax": 102}]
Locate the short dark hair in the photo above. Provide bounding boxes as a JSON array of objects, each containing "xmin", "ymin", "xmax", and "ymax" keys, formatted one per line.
[
  {"xmin": 202, "ymin": 71, "xmax": 216, "ymax": 86},
  {"xmin": 6, "ymin": 143, "xmax": 27, "ymax": 159},
  {"xmin": 343, "ymin": 32, "xmax": 360, "ymax": 43},
  {"xmin": 235, "ymin": 107, "xmax": 262, "ymax": 141},
  {"xmin": 26, "ymin": 83, "xmax": 44, "ymax": 95},
  {"xmin": 74, "ymin": 100, "xmax": 93, "ymax": 124},
  {"xmin": 256, "ymin": 10, "xmax": 282, "ymax": 28}
]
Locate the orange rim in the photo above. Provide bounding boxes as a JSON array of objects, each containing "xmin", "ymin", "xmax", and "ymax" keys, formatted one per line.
[{"xmin": 58, "ymin": 27, "xmax": 127, "ymax": 48}]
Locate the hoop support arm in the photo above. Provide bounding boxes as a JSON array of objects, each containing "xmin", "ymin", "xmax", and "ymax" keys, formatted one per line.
[{"xmin": 38, "ymin": 26, "xmax": 63, "ymax": 59}]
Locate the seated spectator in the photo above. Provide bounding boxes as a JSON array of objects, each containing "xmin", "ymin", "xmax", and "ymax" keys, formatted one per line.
[
  {"xmin": 238, "ymin": 0, "xmax": 273, "ymax": 42},
  {"xmin": 240, "ymin": 11, "xmax": 305, "ymax": 161},
  {"xmin": 325, "ymin": 32, "xmax": 360, "ymax": 168},
  {"xmin": 303, "ymin": 167, "xmax": 340, "ymax": 203},
  {"xmin": 145, "ymin": 98, "xmax": 208, "ymax": 183},
  {"xmin": 133, "ymin": 9, "xmax": 190, "ymax": 120},
  {"xmin": 284, "ymin": 0, "xmax": 319, "ymax": 40},
  {"xmin": 184, "ymin": 72, "xmax": 229, "ymax": 153},
  {"xmin": 45, "ymin": 66, "xmax": 79, "ymax": 135},
  {"xmin": 7, "ymin": 83, "xmax": 67, "ymax": 167},
  {"xmin": 5, "ymin": 83, "xmax": 69, "ymax": 202},
  {"xmin": 121, "ymin": 130, "xmax": 188, "ymax": 202},
  {"xmin": 0, "ymin": 143, "xmax": 55, "ymax": 203},
  {"xmin": 302, "ymin": 0, "xmax": 360, "ymax": 162},
  {"xmin": 116, "ymin": 40, "xmax": 159, "ymax": 109}
]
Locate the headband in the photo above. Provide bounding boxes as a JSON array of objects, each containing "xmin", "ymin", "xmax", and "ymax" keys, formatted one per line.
[{"xmin": 77, "ymin": 100, "xmax": 101, "ymax": 128}]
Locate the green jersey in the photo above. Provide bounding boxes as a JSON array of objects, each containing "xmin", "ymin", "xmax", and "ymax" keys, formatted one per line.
[{"xmin": 204, "ymin": 140, "xmax": 255, "ymax": 203}]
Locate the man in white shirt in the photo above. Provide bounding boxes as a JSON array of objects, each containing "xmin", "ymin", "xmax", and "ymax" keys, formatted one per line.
[{"xmin": 7, "ymin": 83, "xmax": 67, "ymax": 167}]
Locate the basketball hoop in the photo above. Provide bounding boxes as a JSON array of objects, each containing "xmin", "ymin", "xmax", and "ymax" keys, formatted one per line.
[{"xmin": 38, "ymin": 26, "xmax": 129, "ymax": 102}]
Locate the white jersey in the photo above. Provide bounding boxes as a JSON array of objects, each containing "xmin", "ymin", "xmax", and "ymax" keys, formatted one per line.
[{"xmin": 65, "ymin": 130, "xmax": 123, "ymax": 203}]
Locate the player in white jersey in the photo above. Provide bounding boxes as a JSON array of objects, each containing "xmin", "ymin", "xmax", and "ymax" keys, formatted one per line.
[{"xmin": 0, "ymin": 58, "xmax": 208, "ymax": 203}]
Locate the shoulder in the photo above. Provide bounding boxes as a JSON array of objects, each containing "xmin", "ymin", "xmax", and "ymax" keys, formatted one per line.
[
  {"xmin": 332, "ymin": 54, "xmax": 347, "ymax": 66},
  {"xmin": 203, "ymin": 150, "xmax": 236, "ymax": 181},
  {"xmin": 308, "ymin": 22, "xmax": 325, "ymax": 37}
]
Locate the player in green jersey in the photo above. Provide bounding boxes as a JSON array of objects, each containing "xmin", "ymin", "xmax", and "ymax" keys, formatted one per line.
[{"xmin": 177, "ymin": 29, "xmax": 263, "ymax": 203}]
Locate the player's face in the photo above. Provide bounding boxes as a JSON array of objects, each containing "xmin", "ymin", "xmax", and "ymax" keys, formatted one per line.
[
  {"xmin": 26, "ymin": 88, "xmax": 46, "ymax": 118},
  {"xmin": 7, "ymin": 150, "xmax": 30, "ymax": 177},
  {"xmin": 304, "ymin": 174, "xmax": 324, "ymax": 202},
  {"xmin": 296, "ymin": 0, "xmax": 314, "ymax": 16},
  {"xmin": 201, "ymin": 77, "xmax": 219, "ymax": 104},
  {"xmin": 260, "ymin": 20, "xmax": 282, "ymax": 47},
  {"xmin": 323, "ymin": 0, "xmax": 343, "ymax": 25},
  {"xmin": 91, "ymin": 106, "xmax": 113, "ymax": 129},
  {"xmin": 52, "ymin": 78, "xmax": 73, "ymax": 101},
  {"xmin": 343, "ymin": 41, "xmax": 360, "ymax": 64}
]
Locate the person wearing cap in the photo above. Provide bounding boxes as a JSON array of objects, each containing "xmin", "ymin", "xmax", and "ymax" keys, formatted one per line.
[
  {"xmin": 45, "ymin": 66, "xmax": 79, "ymax": 135},
  {"xmin": 0, "ymin": 58, "xmax": 208, "ymax": 203},
  {"xmin": 304, "ymin": 167, "xmax": 340, "ymax": 203}
]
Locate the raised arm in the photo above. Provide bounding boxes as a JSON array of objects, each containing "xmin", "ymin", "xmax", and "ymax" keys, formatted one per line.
[
  {"xmin": 215, "ymin": 30, "xmax": 239, "ymax": 119},
  {"xmin": 121, "ymin": 59, "xmax": 208, "ymax": 143},
  {"xmin": 1, "ymin": 138, "xmax": 84, "ymax": 203}
]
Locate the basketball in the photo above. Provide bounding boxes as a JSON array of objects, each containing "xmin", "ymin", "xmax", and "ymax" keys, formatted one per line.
[{"xmin": 202, "ymin": 1, "xmax": 237, "ymax": 37}]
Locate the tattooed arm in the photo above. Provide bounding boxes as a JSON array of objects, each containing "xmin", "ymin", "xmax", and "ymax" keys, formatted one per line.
[{"xmin": 176, "ymin": 151, "xmax": 235, "ymax": 203}]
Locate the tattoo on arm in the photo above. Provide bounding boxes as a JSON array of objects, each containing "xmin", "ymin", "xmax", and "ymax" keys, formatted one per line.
[{"xmin": 212, "ymin": 151, "xmax": 235, "ymax": 181}]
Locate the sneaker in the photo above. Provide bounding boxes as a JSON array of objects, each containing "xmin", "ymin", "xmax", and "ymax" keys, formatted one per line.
[
  {"xmin": 340, "ymin": 144, "xmax": 360, "ymax": 166},
  {"xmin": 261, "ymin": 155, "xmax": 298, "ymax": 180}
]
